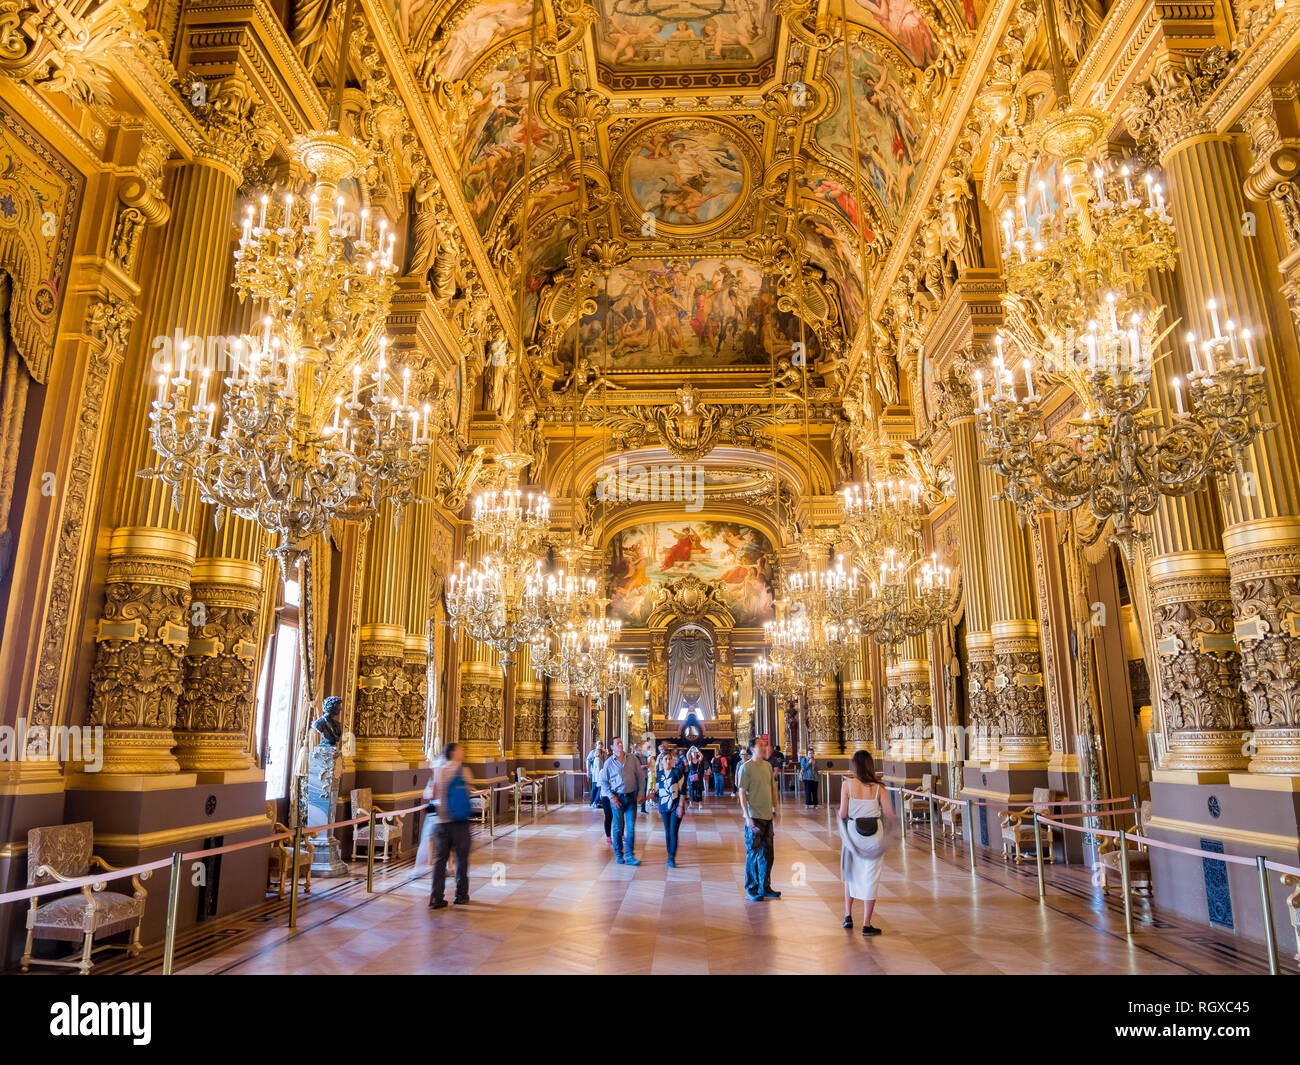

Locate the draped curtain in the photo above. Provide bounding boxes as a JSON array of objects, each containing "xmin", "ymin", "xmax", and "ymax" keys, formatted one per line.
[
  {"xmin": 668, "ymin": 632, "xmax": 715, "ymax": 720},
  {"xmin": 0, "ymin": 272, "xmax": 32, "ymax": 587}
]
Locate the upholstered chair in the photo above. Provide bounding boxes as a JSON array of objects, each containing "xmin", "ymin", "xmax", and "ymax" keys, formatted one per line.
[
  {"xmin": 1096, "ymin": 800, "xmax": 1153, "ymax": 898},
  {"xmin": 20, "ymin": 822, "xmax": 149, "ymax": 975},
  {"xmin": 999, "ymin": 787, "xmax": 1058, "ymax": 864},
  {"xmin": 903, "ymin": 773, "xmax": 934, "ymax": 825},
  {"xmin": 350, "ymin": 788, "xmax": 404, "ymax": 862},
  {"xmin": 939, "ymin": 796, "xmax": 964, "ymax": 840},
  {"xmin": 264, "ymin": 801, "xmax": 313, "ymax": 899}
]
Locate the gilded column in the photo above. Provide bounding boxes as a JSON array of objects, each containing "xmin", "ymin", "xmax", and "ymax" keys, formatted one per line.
[
  {"xmin": 354, "ymin": 504, "xmax": 413, "ymax": 770},
  {"xmin": 512, "ymin": 643, "xmax": 544, "ymax": 762},
  {"xmin": 544, "ymin": 684, "xmax": 579, "ymax": 763},
  {"xmin": 398, "ymin": 463, "xmax": 439, "ymax": 766},
  {"xmin": 937, "ymin": 356, "xmax": 997, "ymax": 760},
  {"xmin": 977, "ymin": 451, "xmax": 1048, "ymax": 767},
  {"xmin": 843, "ymin": 638, "xmax": 874, "ymax": 753},
  {"xmin": 884, "ymin": 636, "xmax": 931, "ymax": 760},
  {"xmin": 457, "ymin": 535, "xmax": 505, "ymax": 762},
  {"xmin": 805, "ymin": 673, "xmax": 841, "ymax": 755},
  {"xmin": 1143, "ymin": 268, "xmax": 1249, "ymax": 776},
  {"xmin": 1128, "ymin": 61, "xmax": 1300, "ymax": 775},
  {"xmin": 87, "ymin": 78, "xmax": 272, "ymax": 776}
]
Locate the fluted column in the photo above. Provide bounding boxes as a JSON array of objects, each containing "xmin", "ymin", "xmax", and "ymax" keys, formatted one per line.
[
  {"xmin": 978, "ymin": 451, "xmax": 1048, "ymax": 767},
  {"xmin": 512, "ymin": 643, "xmax": 544, "ymax": 761},
  {"xmin": 398, "ymin": 462, "xmax": 439, "ymax": 766},
  {"xmin": 457, "ymin": 536, "xmax": 505, "ymax": 761},
  {"xmin": 1144, "ymin": 269, "xmax": 1249, "ymax": 777},
  {"xmin": 884, "ymin": 635, "xmax": 931, "ymax": 759},
  {"xmin": 354, "ymin": 504, "xmax": 413, "ymax": 770},
  {"xmin": 1128, "ymin": 67, "xmax": 1300, "ymax": 775},
  {"xmin": 939, "ymin": 361, "xmax": 998, "ymax": 760},
  {"xmin": 843, "ymin": 638, "xmax": 874, "ymax": 753}
]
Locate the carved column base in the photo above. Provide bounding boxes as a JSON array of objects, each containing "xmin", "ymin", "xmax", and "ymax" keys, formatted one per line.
[
  {"xmin": 843, "ymin": 678, "xmax": 873, "ymax": 753},
  {"xmin": 353, "ymin": 625, "xmax": 408, "ymax": 771},
  {"xmin": 965, "ymin": 631, "xmax": 998, "ymax": 762},
  {"xmin": 991, "ymin": 620, "xmax": 1049, "ymax": 768},
  {"xmin": 175, "ymin": 559, "xmax": 262, "ymax": 773},
  {"xmin": 87, "ymin": 528, "xmax": 197, "ymax": 776},
  {"xmin": 458, "ymin": 667, "xmax": 505, "ymax": 762},
  {"xmin": 513, "ymin": 679, "xmax": 544, "ymax": 761},
  {"xmin": 397, "ymin": 638, "xmax": 429, "ymax": 766},
  {"xmin": 885, "ymin": 659, "xmax": 931, "ymax": 760},
  {"xmin": 1149, "ymin": 553, "xmax": 1249, "ymax": 772},
  {"xmin": 805, "ymin": 675, "xmax": 842, "ymax": 755},
  {"xmin": 1225, "ymin": 518, "xmax": 1300, "ymax": 775},
  {"xmin": 544, "ymin": 690, "xmax": 579, "ymax": 759}
]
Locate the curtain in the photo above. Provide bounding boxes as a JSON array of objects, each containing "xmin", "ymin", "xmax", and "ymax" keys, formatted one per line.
[
  {"xmin": 0, "ymin": 273, "xmax": 32, "ymax": 586},
  {"xmin": 668, "ymin": 632, "xmax": 715, "ymax": 720}
]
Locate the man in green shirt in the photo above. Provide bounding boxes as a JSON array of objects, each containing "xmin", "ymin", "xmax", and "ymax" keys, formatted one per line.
[{"xmin": 737, "ymin": 736, "xmax": 780, "ymax": 902}]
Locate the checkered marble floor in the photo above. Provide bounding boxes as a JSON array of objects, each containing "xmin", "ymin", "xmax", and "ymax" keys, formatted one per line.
[{"xmin": 92, "ymin": 794, "xmax": 1292, "ymax": 975}]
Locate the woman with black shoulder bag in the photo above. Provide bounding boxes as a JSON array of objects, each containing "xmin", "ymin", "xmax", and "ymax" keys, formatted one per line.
[{"xmin": 837, "ymin": 749, "xmax": 892, "ymax": 936}]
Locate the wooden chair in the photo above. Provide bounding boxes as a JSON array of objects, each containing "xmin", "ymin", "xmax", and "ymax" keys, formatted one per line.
[
  {"xmin": 999, "ymin": 787, "xmax": 1058, "ymax": 864},
  {"xmin": 264, "ymin": 801, "xmax": 312, "ymax": 899},
  {"xmin": 350, "ymin": 788, "xmax": 404, "ymax": 862},
  {"xmin": 903, "ymin": 774, "xmax": 935, "ymax": 825},
  {"xmin": 20, "ymin": 822, "xmax": 148, "ymax": 974},
  {"xmin": 939, "ymin": 796, "xmax": 964, "ymax": 840},
  {"xmin": 1097, "ymin": 800, "xmax": 1153, "ymax": 898},
  {"xmin": 1282, "ymin": 873, "xmax": 1300, "ymax": 963}
]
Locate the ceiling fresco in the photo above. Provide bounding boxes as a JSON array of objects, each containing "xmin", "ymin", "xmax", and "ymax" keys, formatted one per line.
[
  {"xmin": 594, "ymin": 0, "xmax": 778, "ymax": 71},
  {"xmin": 624, "ymin": 122, "xmax": 748, "ymax": 230}
]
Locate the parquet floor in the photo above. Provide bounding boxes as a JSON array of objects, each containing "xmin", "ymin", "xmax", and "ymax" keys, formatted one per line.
[{"xmin": 89, "ymin": 793, "xmax": 1294, "ymax": 975}]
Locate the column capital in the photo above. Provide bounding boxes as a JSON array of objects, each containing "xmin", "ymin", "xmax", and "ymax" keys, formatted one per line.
[
  {"xmin": 192, "ymin": 73, "xmax": 277, "ymax": 179},
  {"xmin": 1123, "ymin": 47, "xmax": 1233, "ymax": 159}
]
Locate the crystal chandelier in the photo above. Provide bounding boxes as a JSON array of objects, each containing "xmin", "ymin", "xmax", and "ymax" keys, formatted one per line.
[
  {"xmin": 857, "ymin": 549, "xmax": 958, "ymax": 652},
  {"xmin": 148, "ymin": 132, "xmax": 427, "ymax": 574},
  {"xmin": 981, "ymin": 6, "xmax": 1272, "ymax": 559},
  {"xmin": 446, "ymin": 453, "xmax": 552, "ymax": 668},
  {"xmin": 753, "ymin": 653, "xmax": 798, "ymax": 701},
  {"xmin": 839, "ymin": 474, "xmax": 926, "ymax": 573}
]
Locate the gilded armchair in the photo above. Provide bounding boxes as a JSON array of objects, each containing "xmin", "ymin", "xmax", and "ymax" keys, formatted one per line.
[
  {"xmin": 20, "ymin": 822, "xmax": 149, "ymax": 975},
  {"xmin": 350, "ymin": 788, "xmax": 404, "ymax": 862},
  {"xmin": 903, "ymin": 773, "xmax": 935, "ymax": 825},
  {"xmin": 264, "ymin": 801, "xmax": 313, "ymax": 899},
  {"xmin": 939, "ymin": 795, "xmax": 964, "ymax": 840},
  {"xmin": 1096, "ymin": 800, "xmax": 1153, "ymax": 898},
  {"xmin": 999, "ymin": 787, "xmax": 1059, "ymax": 864}
]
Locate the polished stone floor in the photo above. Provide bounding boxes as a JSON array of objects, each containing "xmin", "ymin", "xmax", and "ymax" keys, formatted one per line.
[{"xmin": 91, "ymin": 793, "xmax": 1292, "ymax": 975}]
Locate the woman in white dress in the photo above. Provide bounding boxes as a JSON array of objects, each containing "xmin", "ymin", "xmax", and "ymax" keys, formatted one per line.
[{"xmin": 838, "ymin": 749, "xmax": 893, "ymax": 936}]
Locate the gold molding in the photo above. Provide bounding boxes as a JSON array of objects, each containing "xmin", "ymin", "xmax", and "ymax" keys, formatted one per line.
[
  {"xmin": 1146, "ymin": 814, "xmax": 1300, "ymax": 852},
  {"xmin": 93, "ymin": 813, "xmax": 274, "ymax": 851}
]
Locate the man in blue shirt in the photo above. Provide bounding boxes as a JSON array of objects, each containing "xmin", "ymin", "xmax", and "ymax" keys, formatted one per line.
[{"xmin": 598, "ymin": 737, "xmax": 646, "ymax": 866}]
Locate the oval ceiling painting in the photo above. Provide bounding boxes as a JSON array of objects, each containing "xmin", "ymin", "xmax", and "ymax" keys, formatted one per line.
[{"xmin": 623, "ymin": 121, "xmax": 748, "ymax": 232}]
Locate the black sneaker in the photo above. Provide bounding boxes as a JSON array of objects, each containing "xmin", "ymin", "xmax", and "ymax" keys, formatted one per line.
[
  {"xmin": 453, "ymin": 896, "xmax": 469, "ymax": 905},
  {"xmin": 862, "ymin": 924, "xmax": 882, "ymax": 936},
  {"xmin": 762, "ymin": 890, "xmax": 781, "ymax": 899},
  {"xmin": 429, "ymin": 899, "xmax": 448, "ymax": 910},
  {"xmin": 842, "ymin": 916, "xmax": 853, "ymax": 929}
]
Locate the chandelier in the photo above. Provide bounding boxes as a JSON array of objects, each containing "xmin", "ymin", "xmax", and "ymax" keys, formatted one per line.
[
  {"xmin": 446, "ymin": 453, "xmax": 552, "ymax": 668},
  {"xmin": 839, "ymin": 473, "xmax": 927, "ymax": 573},
  {"xmin": 148, "ymin": 133, "xmax": 427, "ymax": 575},
  {"xmin": 858, "ymin": 549, "xmax": 958, "ymax": 652},
  {"xmin": 980, "ymin": 12, "xmax": 1272, "ymax": 559},
  {"xmin": 753, "ymin": 653, "xmax": 798, "ymax": 701}
]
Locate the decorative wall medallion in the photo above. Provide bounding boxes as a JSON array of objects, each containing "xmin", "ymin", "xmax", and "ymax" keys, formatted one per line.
[
  {"xmin": 205, "ymin": 795, "xmax": 217, "ymax": 815},
  {"xmin": 1207, "ymin": 795, "xmax": 1221, "ymax": 819},
  {"xmin": 615, "ymin": 119, "xmax": 753, "ymax": 237}
]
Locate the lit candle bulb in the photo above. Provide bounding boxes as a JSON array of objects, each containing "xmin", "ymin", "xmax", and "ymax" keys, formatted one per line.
[
  {"xmin": 975, "ymin": 369, "xmax": 985, "ymax": 410},
  {"xmin": 402, "ymin": 366, "xmax": 410, "ymax": 407},
  {"xmin": 1172, "ymin": 376, "xmax": 1185, "ymax": 415},
  {"xmin": 410, "ymin": 411, "xmax": 418, "ymax": 444},
  {"xmin": 205, "ymin": 402, "xmax": 217, "ymax": 438},
  {"xmin": 1208, "ymin": 298, "xmax": 1221, "ymax": 338},
  {"xmin": 1154, "ymin": 182, "xmax": 1166, "ymax": 215},
  {"xmin": 156, "ymin": 371, "xmax": 168, "ymax": 406},
  {"xmin": 1023, "ymin": 357, "xmax": 1035, "ymax": 399},
  {"xmin": 1225, "ymin": 320, "xmax": 1238, "ymax": 362},
  {"xmin": 333, "ymin": 395, "xmax": 342, "ymax": 430},
  {"xmin": 360, "ymin": 208, "xmax": 369, "ymax": 244},
  {"xmin": 196, "ymin": 366, "xmax": 210, "ymax": 410},
  {"xmin": 422, "ymin": 403, "xmax": 430, "ymax": 439},
  {"xmin": 258, "ymin": 194, "xmax": 268, "ymax": 230},
  {"xmin": 1121, "ymin": 164, "xmax": 1134, "ymax": 202},
  {"xmin": 1094, "ymin": 166, "xmax": 1106, "ymax": 203},
  {"xmin": 1106, "ymin": 291, "xmax": 1119, "ymax": 332},
  {"xmin": 1187, "ymin": 331, "xmax": 1201, "ymax": 374},
  {"xmin": 1242, "ymin": 328, "xmax": 1257, "ymax": 370}
]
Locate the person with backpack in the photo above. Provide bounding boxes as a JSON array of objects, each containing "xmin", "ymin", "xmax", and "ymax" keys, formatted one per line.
[
  {"xmin": 710, "ymin": 752, "xmax": 724, "ymax": 796},
  {"xmin": 430, "ymin": 741, "xmax": 475, "ymax": 909},
  {"xmin": 586, "ymin": 743, "xmax": 606, "ymax": 807}
]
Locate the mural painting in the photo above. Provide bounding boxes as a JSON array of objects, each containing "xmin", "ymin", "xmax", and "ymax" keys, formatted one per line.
[
  {"xmin": 596, "ymin": 0, "xmax": 776, "ymax": 69},
  {"xmin": 607, "ymin": 521, "xmax": 775, "ymax": 626},
  {"xmin": 626, "ymin": 126, "xmax": 747, "ymax": 228}
]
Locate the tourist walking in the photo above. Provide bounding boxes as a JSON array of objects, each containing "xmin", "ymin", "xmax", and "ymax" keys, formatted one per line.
[
  {"xmin": 838, "ymin": 750, "xmax": 892, "ymax": 936},
  {"xmin": 657, "ymin": 749, "xmax": 687, "ymax": 867},
  {"xmin": 429, "ymin": 742, "xmax": 474, "ymax": 909},
  {"xmin": 800, "ymin": 747, "xmax": 819, "ymax": 808},
  {"xmin": 710, "ymin": 751, "xmax": 724, "ymax": 796},
  {"xmin": 771, "ymin": 746, "xmax": 786, "ymax": 793},
  {"xmin": 686, "ymin": 747, "xmax": 706, "ymax": 806},
  {"xmin": 738, "ymin": 736, "xmax": 780, "ymax": 902},
  {"xmin": 586, "ymin": 743, "xmax": 605, "ymax": 807},
  {"xmin": 599, "ymin": 737, "xmax": 646, "ymax": 865},
  {"xmin": 734, "ymin": 745, "xmax": 748, "ymax": 792}
]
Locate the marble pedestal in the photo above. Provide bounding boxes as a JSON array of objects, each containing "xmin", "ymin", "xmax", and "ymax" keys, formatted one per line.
[{"xmin": 305, "ymin": 744, "xmax": 348, "ymax": 877}]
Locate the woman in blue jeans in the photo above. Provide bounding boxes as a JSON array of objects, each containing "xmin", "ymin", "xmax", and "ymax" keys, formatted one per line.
[{"xmin": 657, "ymin": 752, "xmax": 687, "ymax": 867}]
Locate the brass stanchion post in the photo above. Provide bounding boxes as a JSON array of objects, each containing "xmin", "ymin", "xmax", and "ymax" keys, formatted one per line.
[
  {"xmin": 928, "ymin": 793, "xmax": 936, "ymax": 853},
  {"xmin": 289, "ymin": 823, "xmax": 303, "ymax": 929},
  {"xmin": 966, "ymin": 798, "xmax": 976, "ymax": 872},
  {"xmin": 1033, "ymin": 813, "xmax": 1046, "ymax": 898},
  {"xmin": 514, "ymin": 782, "xmax": 520, "ymax": 827},
  {"xmin": 366, "ymin": 809, "xmax": 376, "ymax": 893},
  {"xmin": 1256, "ymin": 856, "xmax": 1279, "ymax": 975},
  {"xmin": 162, "ymin": 851, "xmax": 184, "ymax": 976},
  {"xmin": 1118, "ymin": 829, "xmax": 1133, "ymax": 936}
]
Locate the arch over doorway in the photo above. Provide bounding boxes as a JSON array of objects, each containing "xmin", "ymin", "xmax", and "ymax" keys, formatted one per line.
[{"xmin": 644, "ymin": 575, "xmax": 736, "ymax": 738}]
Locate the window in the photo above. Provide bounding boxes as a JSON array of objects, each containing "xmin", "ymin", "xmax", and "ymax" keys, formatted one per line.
[{"xmin": 255, "ymin": 579, "xmax": 302, "ymax": 801}]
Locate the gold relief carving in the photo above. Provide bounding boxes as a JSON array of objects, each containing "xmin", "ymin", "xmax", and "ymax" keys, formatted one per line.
[
  {"xmin": 552, "ymin": 86, "xmax": 609, "ymax": 149},
  {"xmin": 1123, "ymin": 47, "xmax": 1233, "ymax": 159},
  {"xmin": 29, "ymin": 295, "xmax": 136, "ymax": 734},
  {"xmin": 606, "ymin": 385, "xmax": 799, "ymax": 461},
  {"xmin": 174, "ymin": 578, "xmax": 260, "ymax": 770},
  {"xmin": 192, "ymin": 72, "xmax": 277, "ymax": 177},
  {"xmin": 806, "ymin": 682, "xmax": 839, "ymax": 752},
  {"xmin": 772, "ymin": 0, "xmax": 838, "ymax": 54},
  {"xmin": 401, "ymin": 654, "xmax": 428, "ymax": 740},
  {"xmin": 1151, "ymin": 567, "xmax": 1248, "ymax": 770},
  {"xmin": 513, "ymin": 689, "xmax": 544, "ymax": 749},
  {"xmin": 966, "ymin": 641, "xmax": 996, "ymax": 732},
  {"xmin": 547, "ymin": 691, "xmax": 579, "ymax": 750},
  {"xmin": 458, "ymin": 677, "xmax": 503, "ymax": 744},
  {"xmin": 991, "ymin": 647, "xmax": 1047, "ymax": 740},
  {"xmin": 843, "ymin": 690, "xmax": 873, "ymax": 752},
  {"xmin": 354, "ymin": 649, "xmax": 406, "ymax": 739}
]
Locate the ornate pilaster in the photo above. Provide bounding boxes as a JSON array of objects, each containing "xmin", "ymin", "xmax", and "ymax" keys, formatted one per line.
[
  {"xmin": 456, "ymin": 537, "xmax": 504, "ymax": 761},
  {"xmin": 885, "ymin": 640, "xmax": 931, "ymax": 761},
  {"xmin": 966, "ymin": 631, "xmax": 998, "ymax": 760},
  {"xmin": 512, "ymin": 644, "xmax": 544, "ymax": 760},
  {"xmin": 400, "ymin": 636, "xmax": 430, "ymax": 764},
  {"xmin": 544, "ymin": 686, "xmax": 579, "ymax": 760},
  {"xmin": 842, "ymin": 639, "xmax": 874, "ymax": 753},
  {"xmin": 398, "ymin": 459, "xmax": 439, "ymax": 765},
  {"xmin": 1128, "ymin": 54, "xmax": 1300, "ymax": 775}
]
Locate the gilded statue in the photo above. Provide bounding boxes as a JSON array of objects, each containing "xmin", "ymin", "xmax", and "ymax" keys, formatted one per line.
[
  {"xmin": 655, "ymin": 384, "xmax": 721, "ymax": 461},
  {"xmin": 406, "ymin": 171, "xmax": 439, "ymax": 282},
  {"xmin": 561, "ymin": 356, "xmax": 624, "ymax": 408}
]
